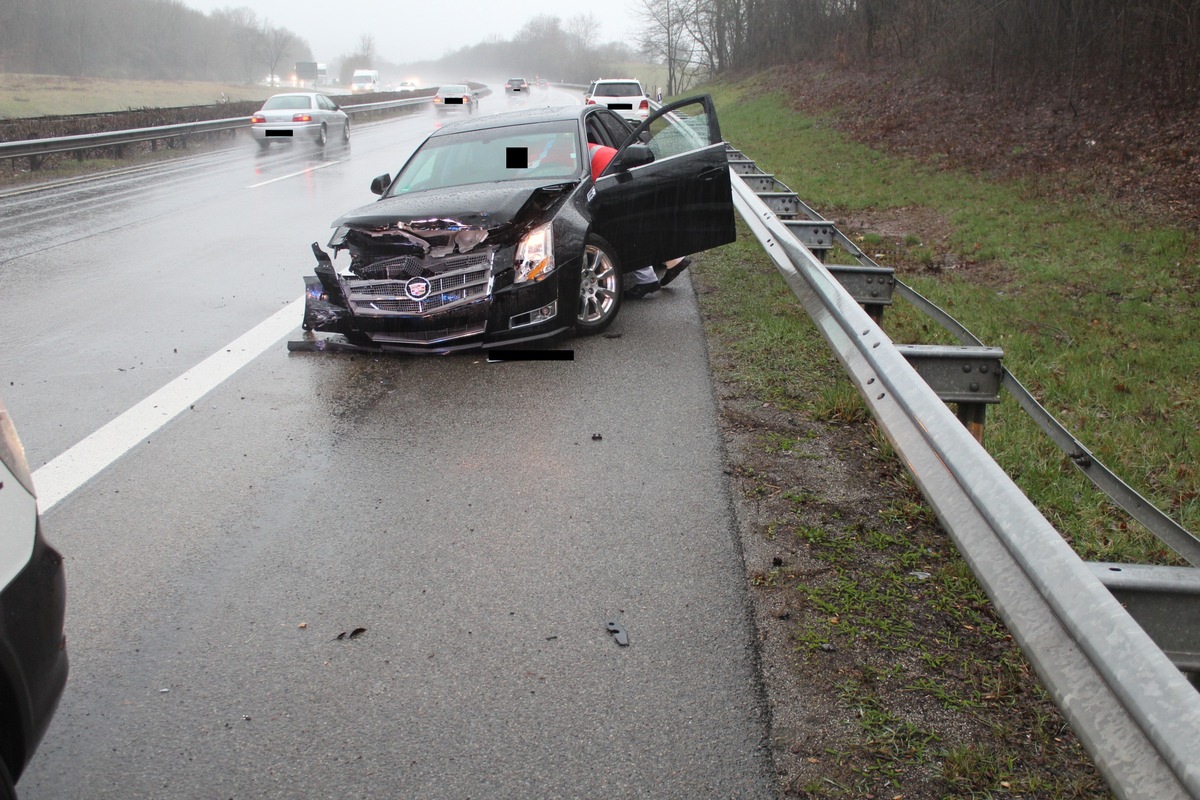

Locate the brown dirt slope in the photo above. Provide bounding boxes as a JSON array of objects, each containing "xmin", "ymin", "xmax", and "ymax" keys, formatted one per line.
[{"xmin": 763, "ymin": 63, "xmax": 1200, "ymax": 228}]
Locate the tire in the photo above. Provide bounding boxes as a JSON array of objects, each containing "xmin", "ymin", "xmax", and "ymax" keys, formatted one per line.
[
  {"xmin": 316, "ymin": 124, "xmax": 327, "ymax": 148},
  {"xmin": 576, "ymin": 235, "xmax": 623, "ymax": 335},
  {"xmin": 342, "ymin": 121, "xmax": 351, "ymax": 143}
]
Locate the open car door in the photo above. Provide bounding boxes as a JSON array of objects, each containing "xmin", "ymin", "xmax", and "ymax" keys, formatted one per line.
[{"xmin": 589, "ymin": 95, "xmax": 735, "ymax": 270}]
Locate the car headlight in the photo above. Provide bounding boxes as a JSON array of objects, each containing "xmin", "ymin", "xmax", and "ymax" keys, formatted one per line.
[
  {"xmin": 514, "ymin": 223, "xmax": 554, "ymax": 283},
  {"xmin": 0, "ymin": 400, "xmax": 35, "ymax": 497}
]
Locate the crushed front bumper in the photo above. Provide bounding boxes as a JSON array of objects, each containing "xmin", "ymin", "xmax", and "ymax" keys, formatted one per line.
[{"xmin": 298, "ymin": 246, "xmax": 569, "ymax": 353}]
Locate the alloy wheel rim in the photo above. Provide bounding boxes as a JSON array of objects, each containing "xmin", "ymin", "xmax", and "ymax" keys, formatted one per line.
[{"xmin": 578, "ymin": 245, "xmax": 618, "ymax": 324}]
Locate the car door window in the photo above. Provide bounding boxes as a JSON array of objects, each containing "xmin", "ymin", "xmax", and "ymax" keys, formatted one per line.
[
  {"xmin": 588, "ymin": 94, "xmax": 733, "ymax": 268},
  {"xmin": 643, "ymin": 107, "xmax": 713, "ymax": 159},
  {"xmin": 585, "ymin": 117, "xmax": 614, "ymax": 149},
  {"xmin": 597, "ymin": 112, "xmax": 634, "ymax": 147}
]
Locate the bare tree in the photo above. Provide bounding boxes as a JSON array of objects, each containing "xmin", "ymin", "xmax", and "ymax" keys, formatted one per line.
[
  {"xmin": 261, "ymin": 24, "xmax": 296, "ymax": 85},
  {"xmin": 357, "ymin": 33, "xmax": 376, "ymax": 65},
  {"xmin": 636, "ymin": 0, "xmax": 695, "ymax": 96}
]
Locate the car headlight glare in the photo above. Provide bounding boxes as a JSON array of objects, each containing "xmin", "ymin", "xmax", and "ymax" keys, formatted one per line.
[{"xmin": 515, "ymin": 223, "xmax": 554, "ymax": 283}]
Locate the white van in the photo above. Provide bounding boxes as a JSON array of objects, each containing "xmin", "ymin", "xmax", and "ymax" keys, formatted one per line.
[{"xmin": 350, "ymin": 69, "xmax": 380, "ymax": 94}]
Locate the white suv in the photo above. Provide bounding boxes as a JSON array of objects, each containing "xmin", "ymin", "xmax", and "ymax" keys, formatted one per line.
[{"xmin": 585, "ymin": 78, "xmax": 651, "ymax": 123}]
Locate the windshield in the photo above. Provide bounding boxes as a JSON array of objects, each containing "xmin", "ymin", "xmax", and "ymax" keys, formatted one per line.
[
  {"xmin": 262, "ymin": 95, "xmax": 312, "ymax": 110},
  {"xmin": 595, "ymin": 83, "xmax": 641, "ymax": 97},
  {"xmin": 390, "ymin": 121, "xmax": 582, "ymax": 195},
  {"xmin": 440, "ymin": 85, "xmax": 468, "ymax": 94}
]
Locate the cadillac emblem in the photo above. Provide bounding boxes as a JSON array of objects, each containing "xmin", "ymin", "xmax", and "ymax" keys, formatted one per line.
[{"xmin": 405, "ymin": 276, "xmax": 432, "ymax": 301}]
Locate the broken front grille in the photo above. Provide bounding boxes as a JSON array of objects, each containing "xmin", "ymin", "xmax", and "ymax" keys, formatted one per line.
[
  {"xmin": 368, "ymin": 322, "xmax": 488, "ymax": 345},
  {"xmin": 345, "ymin": 253, "xmax": 492, "ymax": 317}
]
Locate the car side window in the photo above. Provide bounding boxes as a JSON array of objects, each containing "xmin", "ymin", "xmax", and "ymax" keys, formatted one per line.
[
  {"xmin": 643, "ymin": 99, "xmax": 716, "ymax": 159},
  {"xmin": 585, "ymin": 117, "xmax": 613, "ymax": 148},
  {"xmin": 597, "ymin": 112, "xmax": 635, "ymax": 148}
]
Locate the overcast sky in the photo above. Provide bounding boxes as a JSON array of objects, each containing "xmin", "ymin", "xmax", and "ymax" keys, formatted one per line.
[{"xmin": 180, "ymin": 0, "xmax": 643, "ymax": 64}]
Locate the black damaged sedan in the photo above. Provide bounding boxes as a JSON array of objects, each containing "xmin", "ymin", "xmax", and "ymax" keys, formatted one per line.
[{"xmin": 299, "ymin": 95, "xmax": 735, "ymax": 353}]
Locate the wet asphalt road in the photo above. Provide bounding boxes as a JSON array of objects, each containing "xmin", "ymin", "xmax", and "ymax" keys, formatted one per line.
[{"xmin": 2, "ymin": 88, "xmax": 776, "ymax": 798}]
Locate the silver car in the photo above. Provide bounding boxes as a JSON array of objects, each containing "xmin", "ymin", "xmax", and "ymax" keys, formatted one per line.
[{"xmin": 250, "ymin": 92, "xmax": 350, "ymax": 150}]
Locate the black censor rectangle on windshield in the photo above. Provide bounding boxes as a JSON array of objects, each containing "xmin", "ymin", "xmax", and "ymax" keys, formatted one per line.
[{"xmin": 506, "ymin": 147, "xmax": 529, "ymax": 169}]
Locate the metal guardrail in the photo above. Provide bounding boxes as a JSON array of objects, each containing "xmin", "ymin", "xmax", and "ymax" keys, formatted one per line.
[
  {"xmin": 0, "ymin": 96, "xmax": 432, "ymax": 163},
  {"xmin": 728, "ymin": 160, "xmax": 1200, "ymax": 799}
]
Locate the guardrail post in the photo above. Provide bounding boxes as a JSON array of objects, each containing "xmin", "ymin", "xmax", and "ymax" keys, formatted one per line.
[
  {"xmin": 1088, "ymin": 562, "xmax": 1200, "ymax": 682},
  {"xmin": 894, "ymin": 344, "xmax": 1004, "ymax": 442},
  {"xmin": 957, "ymin": 402, "xmax": 988, "ymax": 443},
  {"xmin": 825, "ymin": 265, "xmax": 895, "ymax": 324}
]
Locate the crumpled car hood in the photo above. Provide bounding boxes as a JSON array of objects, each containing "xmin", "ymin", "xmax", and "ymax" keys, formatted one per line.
[{"xmin": 332, "ymin": 179, "xmax": 576, "ymax": 235}]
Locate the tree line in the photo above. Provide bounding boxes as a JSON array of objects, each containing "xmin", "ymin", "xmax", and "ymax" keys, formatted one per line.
[
  {"xmin": 415, "ymin": 15, "xmax": 636, "ymax": 86},
  {"xmin": 0, "ymin": 0, "xmax": 311, "ymax": 83},
  {"xmin": 637, "ymin": 0, "xmax": 1200, "ymax": 105},
  {"xmin": 0, "ymin": 2, "xmax": 634, "ymax": 91}
]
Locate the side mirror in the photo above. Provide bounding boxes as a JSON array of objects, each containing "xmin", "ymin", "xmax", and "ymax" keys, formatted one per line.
[
  {"xmin": 369, "ymin": 174, "xmax": 392, "ymax": 196},
  {"xmin": 615, "ymin": 144, "xmax": 654, "ymax": 171}
]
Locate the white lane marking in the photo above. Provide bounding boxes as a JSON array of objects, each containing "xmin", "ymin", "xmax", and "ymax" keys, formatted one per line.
[
  {"xmin": 246, "ymin": 160, "xmax": 342, "ymax": 188},
  {"xmin": 33, "ymin": 297, "xmax": 305, "ymax": 512}
]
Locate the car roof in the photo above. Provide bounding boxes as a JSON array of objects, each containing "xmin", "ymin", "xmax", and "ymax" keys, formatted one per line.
[{"xmin": 428, "ymin": 105, "xmax": 590, "ymax": 136}]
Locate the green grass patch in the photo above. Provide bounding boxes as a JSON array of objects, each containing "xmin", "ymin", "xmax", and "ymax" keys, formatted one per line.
[
  {"xmin": 706, "ymin": 78, "xmax": 1200, "ymax": 562},
  {"xmin": 0, "ymin": 73, "xmax": 276, "ymax": 118}
]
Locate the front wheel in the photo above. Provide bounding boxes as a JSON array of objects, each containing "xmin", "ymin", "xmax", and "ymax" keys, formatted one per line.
[
  {"xmin": 342, "ymin": 121, "xmax": 351, "ymax": 143},
  {"xmin": 576, "ymin": 235, "xmax": 623, "ymax": 335}
]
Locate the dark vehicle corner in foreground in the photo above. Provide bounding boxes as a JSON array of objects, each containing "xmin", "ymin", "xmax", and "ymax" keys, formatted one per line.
[
  {"xmin": 0, "ymin": 399, "xmax": 68, "ymax": 797},
  {"xmin": 291, "ymin": 95, "xmax": 735, "ymax": 355}
]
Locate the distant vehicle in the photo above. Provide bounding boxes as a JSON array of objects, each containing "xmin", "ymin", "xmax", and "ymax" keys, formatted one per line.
[
  {"xmin": 350, "ymin": 69, "xmax": 380, "ymax": 93},
  {"xmin": 536, "ymin": 78, "xmax": 548, "ymax": 88},
  {"xmin": 250, "ymin": 93, "xmax": 350, "ymax": 150},
  {"xmin": 433, "ymin": 84, "xmax": 476, "ymax": 115},
  {"xmin": 297, "ymin": 96, "xmax": 735, "ymax": 352},
  {"xmin": 505, "ymin": 77, "xmax": 529, "ymax": 95},
  {"xmin": 0, "ymin": 396, "xmax": 68, "ymax": 798},
  {"xmin": 397, "ymin": 81, "xmax": 417, "ymax": 91},
  {"xmin": 585, "ymin": 78, "xmax": 651, "ymax": 123},
  {"xmin": 260, "ymin": 74, "xmax": 282, "ymax": 87},
  {"xmin": 295, "ymin": 61, "xmax": 328, "ymax": 87}
]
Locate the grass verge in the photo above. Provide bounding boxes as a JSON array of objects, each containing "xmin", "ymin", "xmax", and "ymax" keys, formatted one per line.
[
  {"xmin": 0, "ymin": 73, "xmax": 275, "ymax": 118},
  {"xmin": 705, "ymin": 75, "xmax": 1199, "ymax": 561},
  {"xmin": 685, "ymin": 71, "xmax": 1200, "ymax": 797}
]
